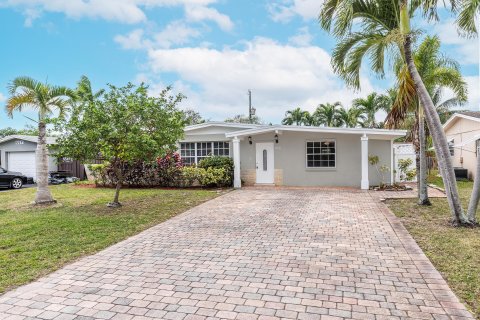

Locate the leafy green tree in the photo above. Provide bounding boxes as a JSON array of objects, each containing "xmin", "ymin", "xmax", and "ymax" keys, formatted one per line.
[
  {"xmin": 282, "ymin": 107, "xmax": 310, "ymax": 126},
  {"xmin": 0, "ymin": 125, "xmax": 39, "ymax": 139},
  {"xmin": 6, "ymin": 76, "xmax": 75, "ymax": 205},
  {"xmin": 312, "ymin": 102, "xmax": 343, "ymax": 127},
  {"xmin": 54, "ymin": 83, "xmax": 185, "ymax": 207},
  {"xmin": 319, "ymin": 0, "xmax": 470, "ymax": 225},
  {"xmin": 225, "ymin": 114, "xmax": 263, "ymax": 124},
  {"xmin": 183, "ymin": 109, "xmax": 205, "ymax": 125},
  {"xmin": 352, "ymin": 93, "xmax": 390, "ymax": 128},
  {"xmin": 337, "ymin": 106, "xmax": 366, "ymax": 128}
]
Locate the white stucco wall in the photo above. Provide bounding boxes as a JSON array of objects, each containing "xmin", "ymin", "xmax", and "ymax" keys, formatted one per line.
[{"xmin": 445, "ymin": 117, "xmax": 480, "ymax": 180}]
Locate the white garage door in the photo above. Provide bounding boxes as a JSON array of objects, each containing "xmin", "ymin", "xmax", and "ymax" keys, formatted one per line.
[{"xmin": 7, "ymin": 151, "xmax": 36, "ymax": 181}]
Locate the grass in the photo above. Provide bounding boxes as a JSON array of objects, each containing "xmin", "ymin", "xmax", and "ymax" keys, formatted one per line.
[
  {"xmin": 0, "ymin": 184, "xmax": 221, "ymax": 294},
  {"xmin": 387, "ymin": 173, "xmax": 480, "ymax": 318}
]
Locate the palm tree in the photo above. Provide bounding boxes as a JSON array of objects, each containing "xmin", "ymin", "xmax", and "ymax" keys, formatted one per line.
[
  {"xmin": 352, "ymin": 93, "xmax": 390, "ymax": 128},
  {"xmin": 319, "ymin": 0, "xmax": 470, "ymax": 225},
  {"xmin": 457, "ymin": 0, "xmax": 479, "ymax": 35},
  {"xmin": 282, "ymin": 108, "xmax": 310, "ymax": 126},
  {"xmin": 312, "ymin": 102, "xmax": 343, "ymax": 127},
  {"xmin": 76, "ymin": 75, "xmax": 104, "ymax": 104},
  {"xmin": 6, "ymin": 77, "xmax": 76, "ymax": 204},
  {"xmin": 337, "ymin": 106, "xmax": 366, "ymax": 128},
  {"xmin": 386, "ymin": 36, "xmax": 467, "ymax": 206}
]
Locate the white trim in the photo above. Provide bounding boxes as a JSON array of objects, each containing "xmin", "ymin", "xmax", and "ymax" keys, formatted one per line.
[
  {"xmin": 443, "ymin": 113, "xmax": 480, "ymax": 131},
  {"xmin": 390, "ymin": 139, "xmax": 394, "ymax": 185},
  {"xmin": 225, "ymin": 125, "xmax": 406, "ymax": 139},
  {"xmin": 233, "ymin": 137, "xmax": 241, "ymax": 188},
  {"xmin": 185, "ymin": 122, "xmax": 262, "ymax": 132},
  {"xmin": 179, "ymin": 141, "xmax": 231, "ymax": 165},
  {"xmin": 305, "ymin": 139, "xmax": 337, "ymax": 169},
  {"xmin": 361, "ymin": 134, "xmax": 369, "ymax": 190}
]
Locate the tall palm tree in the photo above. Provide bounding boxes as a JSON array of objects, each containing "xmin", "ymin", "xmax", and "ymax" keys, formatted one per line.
[
  {"xmin": 6, "ymin": 77, "xmax": 76, "ymax": 204},
  {"xmin": 456, "ymin": 0, "xmax": 480, "ymax": 222},
  {"xmin": 337, "ymin": 106, "xmax": 366, "ymax": 128},
  {"xmin": 352, "ymin": 93, "xmax": 390, "ymax": 128},
  {"xmin": 386, "ymin": 36, "xmax": 467, "ymax": 206},
  {"xmin": 282, "ymin": 107, "xmax": 310, "ymax": 126},
  {"xmin": 76, "ymin": 75, "xmax": 104, "ymax": 104},
  {"xmin": 457, "ymin": 0, "xmax": 479, "ymax": 35},
  {"xmin": 319, "ymin": 0, "xmax": 470, "ymax": 225},
  {"xmin": 312, "ymin": 102, "xmax": 343, "ymax": 127}
]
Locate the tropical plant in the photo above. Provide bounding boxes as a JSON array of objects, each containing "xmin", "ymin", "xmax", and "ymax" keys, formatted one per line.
[
  {"xmin": 319, "ymin": 0, "xmax": 471, "ymax": 225},
  {"xmin": 55, "ymin": 83, "xmax": 185, "ymax": 207},
  {"xmin": 6, "ymin": 76, "xmax": 76, "ymax": 204},
  {"xmin": 386, "ymin": 36, "xmax": 467, "ymax": 206},
  {"xmin": 337, "ymin": 106, "xmax": 366, "ymax": 128},
  {"xmin": 282, "ymin": 108, "xmax": 310, "ymax": 126},
  {"xmin": 352, "ymin": 93, "xmax": 390, "ymax": 128},
  {"xmin": 312, "ymin": 102, "xmax": 343, "ymax": 127},
  {"xmin": 368, "ymin": 155, "xmax": 390, "ymax": 188},
  {"xmin": 457, "ymin": 0, "xmax": 479, "ymax": 35}
]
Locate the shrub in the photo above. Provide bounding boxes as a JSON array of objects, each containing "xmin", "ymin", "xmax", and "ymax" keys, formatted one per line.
[
  {"xmin": 87, "ymin": 163, "xmax": 109, "ymax": 186},
  {"xmin": 198, "ymin": 156, "xmax": 234, "ymax": 186},
  {"xmin": 157, "ymin": 152, "xmax": 183, "ymax": 187},
  {"xmin": 198, "ymin": 167, "xmax": 229, "ymax": 187},
  {"xmin": 180, "ymin": 166, "xmax": 202, "ymax": 187},
  {"xmin": 398, "ymin": 158, "xmax": 416, "ymax": 182}
]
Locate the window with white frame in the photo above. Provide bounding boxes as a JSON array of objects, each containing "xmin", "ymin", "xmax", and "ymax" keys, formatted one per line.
[
  {"xmin": 180, "ymin": 143, "xmax": 196, "ymax": 165},
  {"xmin": 306, "ymin": 141, "xmax": 336, "ymax": 168},
  {"xmin": 213, "ymin": 142, "xmax": 230, "ymax": 156},
  {"xmin": 180, "ymin": 141, "xmax": 230, "ymax": 165}
]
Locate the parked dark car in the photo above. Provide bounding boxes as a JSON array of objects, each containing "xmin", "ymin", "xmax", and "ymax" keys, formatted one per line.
[{"xmin": 0, "ymin": 167, "xmax": 28, "ymax": 189}]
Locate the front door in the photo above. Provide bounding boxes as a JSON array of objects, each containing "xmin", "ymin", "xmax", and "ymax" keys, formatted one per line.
[{"xmin": 255, "ymin": 142, "xmax": 274, "ymax": 184}]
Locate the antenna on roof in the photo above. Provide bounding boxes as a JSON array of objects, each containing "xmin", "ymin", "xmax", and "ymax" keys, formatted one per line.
[{"xmin": 248, "ymin": 89, "xmax": 256, "ymax": 124}]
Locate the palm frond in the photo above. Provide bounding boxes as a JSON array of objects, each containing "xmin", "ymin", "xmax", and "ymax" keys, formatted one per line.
[
  {"xmin": 7, "ymin": 76, "xmax": 40, "ymax": 95},
  {"xmin": 456, "ymin": 0, "xmax": 479, "ymax": 36},
  {"xmin": 5, "ymin": 92, "xmax": 37, "ymax": 117}
]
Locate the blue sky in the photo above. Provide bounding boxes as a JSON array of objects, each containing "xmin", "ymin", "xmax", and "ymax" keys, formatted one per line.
[{"xmin": 0, "ymin": 0, "xmax": 478, "ymax": 129}]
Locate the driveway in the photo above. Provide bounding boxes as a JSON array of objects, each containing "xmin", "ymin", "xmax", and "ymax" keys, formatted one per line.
[{"xmin": 0, "ymin": 189, "xmax": 473, "ymax": 320}]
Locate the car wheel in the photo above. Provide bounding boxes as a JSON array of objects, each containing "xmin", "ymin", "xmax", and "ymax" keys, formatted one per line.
[{"xmin": 11, "ymin": 178, "xmax": 23, "ymax": 189}]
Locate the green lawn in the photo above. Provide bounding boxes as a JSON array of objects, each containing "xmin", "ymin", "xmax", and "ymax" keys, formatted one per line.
[
  {"xmin": 387, "ymin": 174, "xmax": 480, "ymax": 318},
  {"xmin": 0, "ymin": 185, "xmax": 220, "ymax": 294}
]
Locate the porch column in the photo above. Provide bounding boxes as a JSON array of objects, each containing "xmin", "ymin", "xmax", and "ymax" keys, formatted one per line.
[
  {"xmin": 233, "ymin": 137, "xmax": 241, "ymax": 189},
  {"xmin": 361, "ymin": 134, "xmax": 369, "ymax": 190}
]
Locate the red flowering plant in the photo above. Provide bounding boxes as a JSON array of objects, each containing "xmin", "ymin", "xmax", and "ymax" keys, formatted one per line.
[{"xmin": 156, "ymin": 152, "xmax": 184, "ymax": 186}]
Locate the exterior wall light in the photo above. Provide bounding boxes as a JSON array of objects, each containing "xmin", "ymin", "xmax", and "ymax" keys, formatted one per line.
[
  {"xmin": 248, "ymin": 136, "xmax": 252, "ymax": 145},
  {"xmin": 275, "ymin": 134, "xmax": 279, "ymax": 143}
]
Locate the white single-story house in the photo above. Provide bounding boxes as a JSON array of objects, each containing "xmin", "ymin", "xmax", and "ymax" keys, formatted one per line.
[
  {"xmin": 444, "ymin": 111, "xmax": 480, "ymax": 180},
  {"xmin": 181, "ymin": 122, "xmax": 406, "ymax": 189},
  {"xmin": 0, "ymin": 135, "xmax": 58, "ymax": 181}
]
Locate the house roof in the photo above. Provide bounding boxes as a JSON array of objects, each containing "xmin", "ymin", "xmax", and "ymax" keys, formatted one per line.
[
  {"xmin": 443, "ymin": 111, "xmax": 480, "ymax": 131},
  {"xmin": 185, "ymin": 122, "xmax": 406, "ymax": 139},
  {"xmin": 0, "ymin": 135, "xmax": 57, "ymax": 145},
  {"xmin": 184, "ymin": 121, "xmax": 263, "ymax": 132}
]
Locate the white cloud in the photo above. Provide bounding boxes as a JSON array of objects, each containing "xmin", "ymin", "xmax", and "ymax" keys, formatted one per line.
[
  {"xmin": 144, "ymin": 37, "xmax": 375, "ymax": 122},
  {"xmin": 432, "ymin": 19, "xmax": 479, "ymax": 66},
  {"xmin": 2, "ymin": 0, "xmax": 233, "ymax": 29},
  {"xmin": 268, "ymin": 0, "xmax": 323, "ymax": 22},
  {"xmin": 288, "ymin": 27, "xmax": 313, "ymax": 46},
  {"xmin": 114, "ymin": 21, "xmax": 200, "ymax": 50},
  {"xmin": 465, "ymin": 76, "xmax": 480, "ymax": 111},
  {"xmin": 0, "ymin": 93, "xmax": 6, "ymax": 103},
  {"xmin": 184, "ymin": 4, "xmax": 233, "ymax": 31}
]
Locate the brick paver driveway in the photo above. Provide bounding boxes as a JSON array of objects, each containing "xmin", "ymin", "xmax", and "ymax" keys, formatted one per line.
[{"xmin": 0, "ymin": 189, "xmax": 473, "ymax": 320}]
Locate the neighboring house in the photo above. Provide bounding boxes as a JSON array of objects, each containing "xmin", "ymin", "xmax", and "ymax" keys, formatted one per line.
[
  {"xmin": 443, "ymin": 111, "xmax": 480, "ymax": 180},
  {"xmin": 181, "ymin": 122, "xmax": 406, "ymax": 189},
  {"xmin": 0, "ymin": 135, "xmax": 58, "ymax": 181}
]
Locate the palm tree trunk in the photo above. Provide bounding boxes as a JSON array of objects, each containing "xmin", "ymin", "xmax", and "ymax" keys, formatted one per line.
[
  {"xmin": 35, "ymin": 121, "xmax": 55, "ymax": 204},
  {"xmin": 403, "ymin": 34, "xmax": 467, "ymax": 225},
  {"xmin": 418, "ymin": 107, "xmax": 431, "ymax": 205},
  {"xmin": 467, "ymin": 146, "xmax": 480, "ymax": 223}
]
